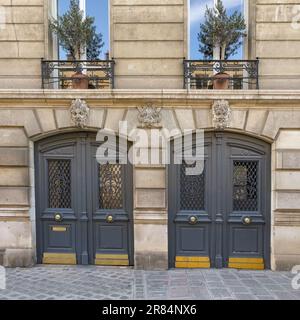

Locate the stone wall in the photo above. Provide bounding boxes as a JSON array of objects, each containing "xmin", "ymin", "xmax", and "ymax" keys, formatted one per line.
[
  {"xmin": 255, "ymin": 0, "xmax": 300, "ymax": 89},
  {"xmin": 0, "ymin": 90, "xmax": 300, "ymax": 270},
  {"xmin": 110, "ymin": 0, "xmax": 187, "ymax": 89},
  {"xmin": 273, "ymin": 130, "xmax": 300, "ymax": 270},
  {"xmin": 0, "ymin": 0, "xmax": 299, "ymax": 89},
  {"xmin": 0, "ymin": 0, "xmax": 45, "ymax": 89}
]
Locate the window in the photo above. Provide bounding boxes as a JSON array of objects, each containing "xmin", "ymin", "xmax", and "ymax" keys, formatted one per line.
[
  {"xmin": 189, "ymin": 0, "xmax": 245, "ymax": 60},
  {"xmin": 56, "ymin": 0, "xmax": 109, "ymax": 60}
]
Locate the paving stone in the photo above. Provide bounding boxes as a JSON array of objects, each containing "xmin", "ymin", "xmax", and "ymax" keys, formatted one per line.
[
  {"xmin": 273, "ymin": 292, "xmax": 299, "ymax": 300},
  {"xmin": 249, "ymin": 288, "xmax": 270, "ymax": 295},
  {"xmin": 229, "ymin": 286, "xmax": 251, "ymax": 294},
  {"xmin": 256, "ymin": 295, "xmax": 277, "ymax": 300},
  {"xmin": 233, "ymin": 293, "xmax": 257, "ymax": 300},
  {"xmin": 209, "ymin": 288, "xmax": 233, "ymax": 299},
  {"xmin": 0, "ymin": 266, "xmax": 299, "ymax": 300}
]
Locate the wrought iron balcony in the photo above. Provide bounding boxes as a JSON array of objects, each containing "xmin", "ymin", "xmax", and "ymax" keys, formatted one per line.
[
  {"xmin": 41, "ymin": 59, "xmax": 115, "ymax": 89},
  {"xmin": 183, "ymin": 59, "xmax": 259, "ymax": 90}
]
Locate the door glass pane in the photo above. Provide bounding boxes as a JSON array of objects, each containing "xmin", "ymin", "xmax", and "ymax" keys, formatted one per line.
[
  {"xmin": 233, "ymin": 161, "xmax": 258, "ymax": 211},
  {"xmin": 99, "ymin": 164, "xmax": 123, "ymax": 209},
  {"xmin": 180, "ymin": 161, "xmax": 205, "ymax": 211},
  {"xmin": 48, "ymin": 159, "xmax": 72, "ymax": 208}
]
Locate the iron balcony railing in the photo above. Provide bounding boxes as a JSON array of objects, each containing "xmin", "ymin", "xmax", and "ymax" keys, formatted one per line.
[
  {"xmin": 41, "ymin": 59, "xmax": 115, "ymax": 89},
  {"xmin": 183, "ymin": 59, "xmax": 259, "ymax": 90}
]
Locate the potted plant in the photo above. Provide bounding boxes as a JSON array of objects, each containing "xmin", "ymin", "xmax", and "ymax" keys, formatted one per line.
[
  {"xmin": 198, "ymin": 0, "xmax": 246, "ymax": 89},
  {"xmin": 49, "ymin": 0, "xmax": 104, "ymax": 89}
]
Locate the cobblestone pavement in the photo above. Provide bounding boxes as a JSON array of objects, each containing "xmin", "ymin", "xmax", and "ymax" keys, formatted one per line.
[{"xmin": 0, "ymin": 265, "xmax": 299, "ymax": 300}]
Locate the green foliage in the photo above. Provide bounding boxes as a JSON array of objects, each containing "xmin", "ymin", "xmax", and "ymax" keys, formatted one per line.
[
  {"xmin": 198, "ymin": 0, "xmax": 246, "ymax": 59},
  {"xmin": 49, "ymin": 0, "xmax": 104, "ymax": 60}
]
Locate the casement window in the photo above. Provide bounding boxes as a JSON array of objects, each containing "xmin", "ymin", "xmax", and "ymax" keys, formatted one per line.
[
  {"xmin": 49, "ymin": 0, "xmax": 109, "ymax": 60},
  {"xmin": 188, "ymin": 0, "xmax": 246, "ymax": 60}
]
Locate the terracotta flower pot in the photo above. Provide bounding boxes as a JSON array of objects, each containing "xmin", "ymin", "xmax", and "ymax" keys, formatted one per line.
[
  {"xmin": 72, "ymin": 71, "xmax": 89, "ymax": 89},
  {"xmin": 213, "ymin": 72, "xmax": 230, "ymax": 90}
]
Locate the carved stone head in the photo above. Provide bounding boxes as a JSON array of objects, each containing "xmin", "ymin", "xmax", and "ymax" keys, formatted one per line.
[
  {"xmin": 70, "ymin": 99, "xmax": 90, "ymax": 128},
  {"xmin": 212, "ymin": 100, "xmax": 232, "ymax": 129}
]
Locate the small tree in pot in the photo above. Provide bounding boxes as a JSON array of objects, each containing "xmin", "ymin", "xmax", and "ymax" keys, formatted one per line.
[
  {"xmin": 198, "ymin": 0, "xmax": 246, "ymax": 89},
  {"xmin": 49, "ymin": 0, "xmax": 104, "ymax": 89}
]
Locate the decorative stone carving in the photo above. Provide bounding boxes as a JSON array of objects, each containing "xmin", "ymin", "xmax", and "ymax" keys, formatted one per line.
[
  {"xmin": 70, "ymin": 99, "xmax": 89, "ymax": 128},
  {"xmin": 212, "ymin": 100, "xmax": 232, "ymax": 129},
  {"xmin": 137, "ymin": 103, "xmax": 162, "ymax": 128}
]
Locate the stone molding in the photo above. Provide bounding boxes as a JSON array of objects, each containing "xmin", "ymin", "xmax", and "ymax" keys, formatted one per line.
[{"xmin": 2, "ymin": 89, "xmax": 300, "ymax": 101}]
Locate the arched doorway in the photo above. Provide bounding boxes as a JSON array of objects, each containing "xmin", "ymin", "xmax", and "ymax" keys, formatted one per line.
[
  {"xmin": 168, "ymin": 132, "xmax": 271, "ymax": 269},
  {"xmin": 35, "ymin": 132, "xmax": 133, "ymax": 266}
]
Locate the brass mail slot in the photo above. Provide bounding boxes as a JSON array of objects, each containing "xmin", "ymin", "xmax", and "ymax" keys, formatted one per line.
[{"xmin": 52, "ymin": 226, "xmax": 67, "ymax": 232}]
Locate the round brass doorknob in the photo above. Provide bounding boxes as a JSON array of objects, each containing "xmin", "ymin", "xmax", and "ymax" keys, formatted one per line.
[
  {"xmin": 106, "ymin": 215, "xmax": 114, "ymax": 223},
  {"xmin": 243, "ymin": 216, "xmax": 252, "ymax": 225},
  {"xmin": 54, "ymin": 213, "xmax": 63, "ymax": 222},
  {"xmin": 188, "ymin": 216, "xmax": 198, "ymax": 225}
]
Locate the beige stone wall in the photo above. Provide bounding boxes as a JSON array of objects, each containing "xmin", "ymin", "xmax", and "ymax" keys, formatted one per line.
[
  {"xmin": 0, "ymin": 0, "xmax": 45, "ymax": 89},
  {"xmin": 0, "ymin": 90, "xmax": 300, "ymax": 269},
  {"xmin": 255, "ymin": 0, "xmax": 300, "ymax": 89},
  {"xmin": 273, "ymin": 130, "xmax": 300, "ymax": 270},
  {"xmin": 110, "ymin": 0, "xmax": 187, "ymax": 89},
  {"xmin": 0, "ymin": 0, "xmax": 299, "ymax": 90},
  {"xmin": 0, "ymin": 126, "xmax": 33, "ymax": 266}
]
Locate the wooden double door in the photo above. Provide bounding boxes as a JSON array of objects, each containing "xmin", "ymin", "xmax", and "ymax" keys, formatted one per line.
[
  {"xmin": 169, "ymin": 132, "xmax": 271, "ymax": 269},
  {"xmin": 35, "ymin": 132, "xmax": 133, "ymax": 266}
]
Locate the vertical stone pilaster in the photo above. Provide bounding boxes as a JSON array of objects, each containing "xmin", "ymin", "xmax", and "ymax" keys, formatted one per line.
[
  {"xmin": 132, "ymin": 126, "xmax": 168, "ymax": 269},
  {"xmin": 273, "ymin": 130, "xmax": 300, "ymax": 270}
]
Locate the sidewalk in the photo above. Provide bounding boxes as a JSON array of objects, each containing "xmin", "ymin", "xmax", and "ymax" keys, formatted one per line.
[{"xmin": 0, "ymin": 266, "xmax": 299, "ymax": 300}]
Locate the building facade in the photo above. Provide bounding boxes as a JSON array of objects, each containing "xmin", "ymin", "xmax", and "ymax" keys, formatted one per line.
[{"xmin": 0, "ymin": 0, "xmax": 300, "ymax": 270}]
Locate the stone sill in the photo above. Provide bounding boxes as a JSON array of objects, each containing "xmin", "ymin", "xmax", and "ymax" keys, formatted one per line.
[{"xmin": 0, "ymin": 89, "xmax": 300, "ymax": 102}]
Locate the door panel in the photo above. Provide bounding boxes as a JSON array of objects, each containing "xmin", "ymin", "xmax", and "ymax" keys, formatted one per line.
[
  {"xmin": 225, "ymin": 135, "xmax": 270, "ymax": 269},
  {"xmin": 169, "ymin": 132, "xmax": 271, "ymax": 269},
  {"xmin": 170, "ymin": 139, "xmax": 213, "ymax": 268},
  {"xmin": 36, "ymin": 139, "xmax": 78, "ymax": 265},
  {"xmin": 35, "ymin": 132, "xmax": 133, "ymax": 266},
  {"xmin": 89, "ymin": 140, "xmax": 133, "ymax": 266}
]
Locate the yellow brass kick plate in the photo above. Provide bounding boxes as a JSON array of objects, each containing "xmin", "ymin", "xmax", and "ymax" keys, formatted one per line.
[
  {"xmin": 175, "ymin": 256, "xmax": 210, "ymax": 269},
  {"xmin": 52, "ymin": 226, "xmax": 67, "ymax": 232},
  {"xmin": 43, "ymin": 253, "xmax": 76, "ymax": 265},
  {"xmin": 95, "ymin": 254, "xmax": 129, "ymax": 266},
  {"xmin": 228, "ymin": 257, "xmax": 264, "ymax": 270}
]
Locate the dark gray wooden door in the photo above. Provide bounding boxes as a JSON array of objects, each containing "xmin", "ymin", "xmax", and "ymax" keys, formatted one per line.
[
  {"xmin": 35, "ymin": 132, "xmax": 133, "ymax": 266},
  {"xmin": 169, "ymin": 132, "xmax": 271, "ymax": 269}
]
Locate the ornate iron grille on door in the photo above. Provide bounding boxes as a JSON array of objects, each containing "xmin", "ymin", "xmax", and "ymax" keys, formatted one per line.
[
  {"xmin": 233, "ymin": 161, "xmax": 258, "ymax": 211},
  {"xmin": 180, "ymin": 161, "xmax": 205, "ymax": 211},
  {"xmin": 48, "ymin": 159, "xmax": 71, "ymax": 208},
  {"xmin": 99, "ymin": 164, "xmax": 123, "ymax": 209}
]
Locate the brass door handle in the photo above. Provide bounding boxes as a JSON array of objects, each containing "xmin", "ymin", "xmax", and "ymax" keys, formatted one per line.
[
  {"xmin": 188, "ymin": 216, "xmax": 198, "ymax": 225},
  {"xmin": 106, "ymin": 215, "xmax": 114, "ymax": 223},
  {"xmin": 242, "ymin": 216, "xmax": 252, "ymax": 225},
  {"xmin": 54, "ymin": 213, "xmax": 63, "ymax": 222}
]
